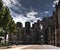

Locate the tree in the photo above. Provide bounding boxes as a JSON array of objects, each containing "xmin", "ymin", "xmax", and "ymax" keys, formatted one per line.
[
  {"xmin": 0, "ymin": 0, "xmax": 3, "ymax": 10},
  {"xmin": 0, "ymin": 0, "xmax": 4, "ymax": 27},
  {"xmin": 0, "ymin": 0, "xmax": 16, "ymax": 44},
  {"xmin": 8, "ymin": 20, "xmax": 16, "ymax": 34}
]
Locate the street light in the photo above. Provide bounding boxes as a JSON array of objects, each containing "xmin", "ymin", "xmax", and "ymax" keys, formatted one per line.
[
  {"xmin": 41, "ymin": 35, "xmax": 44, "ymax": 45},
  {"xmin": 40, "ymin": 24, "xmax": 43, "ymax": 30},
  {"xmin": 40, "ymin": 24, "xmax": 44, "ymax": 45}
]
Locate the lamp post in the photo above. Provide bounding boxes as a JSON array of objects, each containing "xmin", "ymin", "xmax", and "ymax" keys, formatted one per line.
[
  {"xmin": 17, "ymin": 27, "xmax": 20, "ymax": 44},
  {"xmin": 40, "ymin": 24, "xmax": 44, "ymax": 45},
  {"xmin": 41, "ymin": 35, "xmax": 44, "ymax": 45}
]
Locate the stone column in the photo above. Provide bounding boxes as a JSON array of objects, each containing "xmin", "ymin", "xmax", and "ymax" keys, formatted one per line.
[
  {"xmin": 55, "ymin": 29, "xmax": 57, "ymax": 46},
  {"xmin": 48, "ymin": 27, "xmax": 52, "ymax": 45}
]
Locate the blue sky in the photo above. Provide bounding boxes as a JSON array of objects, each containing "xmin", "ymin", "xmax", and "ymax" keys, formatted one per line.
[
  {"xmin": 2, "ymin": 0, "xmax": 59, "ymax": 27},
  {"xmin": 20, "ymin": 0, "xmax": 57, "ymax": 16}
]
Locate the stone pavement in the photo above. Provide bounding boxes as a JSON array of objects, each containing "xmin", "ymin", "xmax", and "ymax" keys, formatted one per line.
[{"xmin": 0, "ymin": 45, "xmax": 60, "ymax": 50}]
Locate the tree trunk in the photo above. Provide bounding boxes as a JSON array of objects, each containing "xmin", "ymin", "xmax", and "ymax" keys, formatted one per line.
[{"xmin": 4, "ymin": 32, "xmax": 7, "ymax": 45}]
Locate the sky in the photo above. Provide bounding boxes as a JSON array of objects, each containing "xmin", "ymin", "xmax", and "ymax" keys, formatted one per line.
[{"xmin": 2, "ymin": 0, "xmax": 59, "ymax": 27}]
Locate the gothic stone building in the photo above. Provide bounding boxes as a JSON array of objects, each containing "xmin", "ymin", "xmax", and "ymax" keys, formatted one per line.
[
  {"xmin": 9, "ymin": 1, "xmax": 60, "ymax": 47},
  {"xmin": 52, "ymin": 1, "xmax": 60, "ymax": 46},
  {"xmin": 42, "ymin": 1, "xmax": 60, "ymax": 47},
  {"xmin": 16, "ymin": 21, "xmax": 43, "ymax": 44}
]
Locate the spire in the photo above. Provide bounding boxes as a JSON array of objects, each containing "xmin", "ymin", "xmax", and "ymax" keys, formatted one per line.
[
  {"xmin": 55, "ymin": 3, "xmax": 58, "ymax": 8},
  {"xmin": 53, "ymin": 11, "xmax": 55, "ymax": 15},
  {"xmin": 58, "ymin": 0, "xmax": 60, "ymax": 5}
]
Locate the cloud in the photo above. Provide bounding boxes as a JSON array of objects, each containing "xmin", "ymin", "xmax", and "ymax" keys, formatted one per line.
[
  {"xmin": 13, "ymin": 10, "xmax": 42, "ymax": 27},
  {"xmin": 2, "ymin": 0, "xmax": 21, "ymax": 7},
  {"xmin": 26, "ymin": 10, "xmax": 38, "ymax": 22},
  {"xmin": 53, "ymin": 4, "xmax": 55, "ymax": 7},
  {"xmin": 53, "ymin": 0, "xmax": 59, "ymax": 5},
  {"xmin": 44, "ymin": 11, "xmax": 49, "ymax": 14},
  {"xmin": 53, "ymin": 0, "xmax": 59, "ymax": 7},
  {"xmin": 2, "ymin": 0, "xmax": 42, "ymax": 27},
  {"xmin": 13, "ymin": 14, "xmax": 27, "ymax": 27},
  {"xmin": 27, "ymin": 10, "xmax": 37, "ymax": 18}
]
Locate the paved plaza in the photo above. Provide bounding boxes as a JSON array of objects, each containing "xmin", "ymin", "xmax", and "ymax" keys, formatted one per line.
[{"xmin": 0, "ymin": 45, "xmax": 60, "ymax": 50}]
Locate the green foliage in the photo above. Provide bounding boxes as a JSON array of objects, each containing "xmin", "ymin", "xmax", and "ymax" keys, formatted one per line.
[
  {"xmin": 0, "ymin": 0, "xmax": 16, "ymax": 36},
  {"xmin": 0, "ymin": 0, "xmax": 3, "ymax": 10},
  {"xmin": 0, "ymin": 43, "xmax": 5, "ymax": 47},
  {"xmin": 0, "ymin": 42, "xmax": 9, "ymax": 47},
  {"xmin": 8, "ymin": 20, "xmax": 16, "ymax": 34}
]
